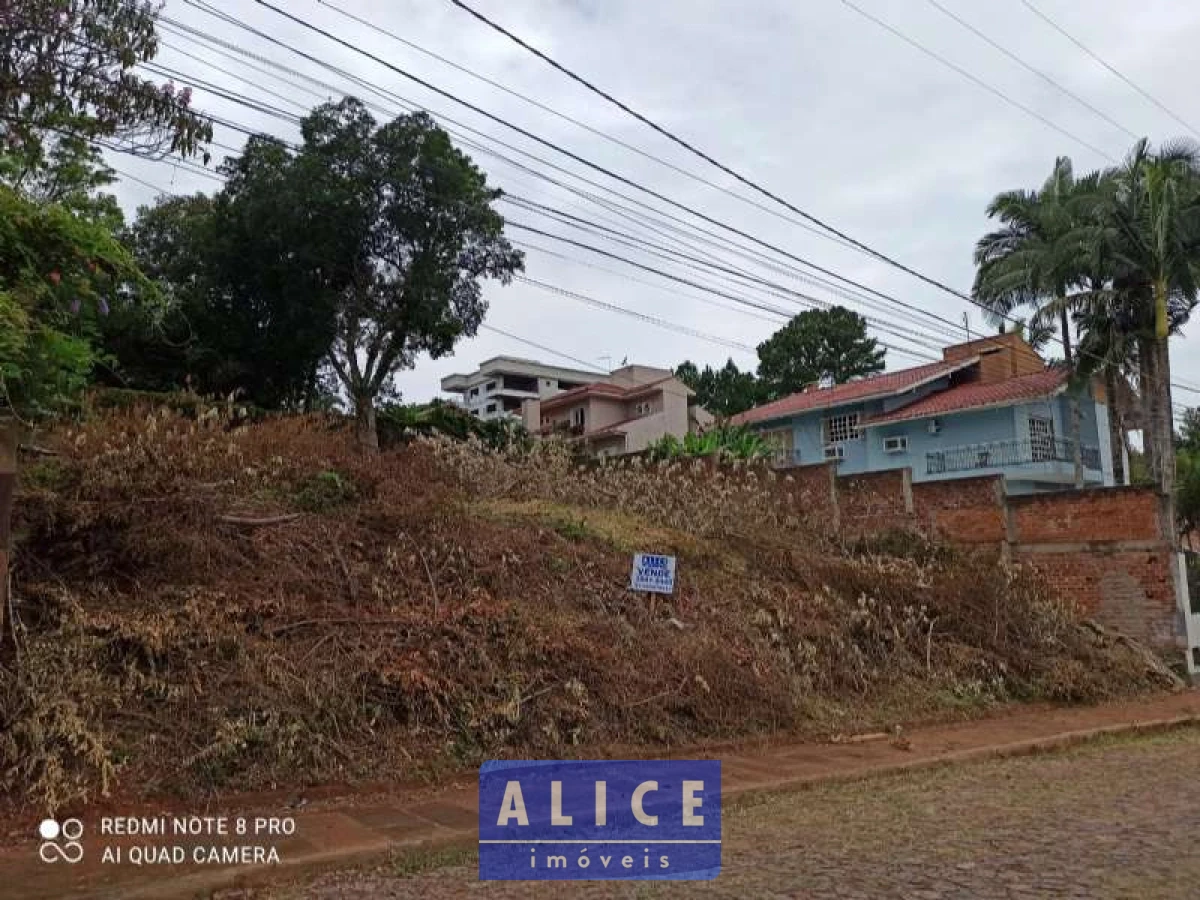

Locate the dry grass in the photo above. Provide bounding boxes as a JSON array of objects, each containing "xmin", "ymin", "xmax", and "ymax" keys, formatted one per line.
[{"xmin": 0, "ymin": 406, "xmax": 1180, "ymax": 815}]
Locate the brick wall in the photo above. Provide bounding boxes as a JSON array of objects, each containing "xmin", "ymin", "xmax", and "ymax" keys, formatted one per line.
[
  {"xmin": 775, "ymin": 462, "xmax": 838, "ymax": 532},
  {"xmin": 1009, "ymin": 488, "xmax": 1162, "ymax": 544},
  {"xmin": 1014, "ymin": 547, "xmax": 1179, "ymax": 650},
  {"xmin": 769, "ymin": 463, "xmax": 1182, "ymax": 654},
  {"xmin": 838, "ymin": 470, "xmax": 911, "ymax": 534},
  {"xmin": 911, "ymin": 476, "xmax": 1006, "ymax": 544}
]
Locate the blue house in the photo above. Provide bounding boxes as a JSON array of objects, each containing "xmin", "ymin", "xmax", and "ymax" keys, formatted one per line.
[{"xmin": 730, "ymin": 333, "xmax": 1116, "ymax": 494}]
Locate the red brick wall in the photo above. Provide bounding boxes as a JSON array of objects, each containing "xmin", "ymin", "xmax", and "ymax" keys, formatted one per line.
[
  {"xmin": 775, "ymin": 462, "xmax": 838, "ymax": 532},
  {"xmin": 911, "ymin": 476, "xmax": 1005, "ymax": 544},
  {"xmin": 1015, "ymin": 547, "xmax": 1179, "ymax": 650},
  {"xmin": 838, "ymin": 470, "xmax": 911, "ymax": 534},
  {"xmin": 1009, "ymin": 488, "xmax": 1162, "ymax": 544}
]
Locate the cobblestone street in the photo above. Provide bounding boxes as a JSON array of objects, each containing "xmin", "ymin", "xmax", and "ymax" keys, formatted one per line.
[{"xmin": 267, "ymin": 726, "xmax": 1200, "ymax": 899}]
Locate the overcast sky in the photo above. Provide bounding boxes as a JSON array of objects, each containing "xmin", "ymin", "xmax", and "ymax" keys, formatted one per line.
[{"xmin": 109, "ymin": 0, "xmax": 1200, "ymax": 409}]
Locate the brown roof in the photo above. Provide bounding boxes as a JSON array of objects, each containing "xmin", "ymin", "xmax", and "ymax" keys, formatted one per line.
[
  {"xmin": 729, "ymin": 358, "xmax": 977, "ymax": 426},
  {"xmin": 539, "ymin": 376, "xmax": 681, "ymax": 412},
  {"xmin": 864, "ymin": 367, "xmax": 1067, "ymax": 426}
]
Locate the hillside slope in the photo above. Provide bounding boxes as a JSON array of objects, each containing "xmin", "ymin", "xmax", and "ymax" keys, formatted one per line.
[{"xmin": 1, "ymin": 408, "xmax": 1179, "ymax": 813}]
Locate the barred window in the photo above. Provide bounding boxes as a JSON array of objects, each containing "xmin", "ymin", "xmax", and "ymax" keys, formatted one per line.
[{"xmin": 823, "ymin": 412, "xmax": 861, "ymax": 444}]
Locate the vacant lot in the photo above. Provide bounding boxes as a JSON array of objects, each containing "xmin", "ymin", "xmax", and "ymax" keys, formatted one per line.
[{"xmin": 263, "ymin": 726, "xmax": 1200, "ymax": 899}]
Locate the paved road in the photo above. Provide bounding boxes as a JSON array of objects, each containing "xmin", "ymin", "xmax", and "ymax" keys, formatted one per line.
[{"xmin": 257, "ymin": 726, "xmax": 1200, "ymax": 899}]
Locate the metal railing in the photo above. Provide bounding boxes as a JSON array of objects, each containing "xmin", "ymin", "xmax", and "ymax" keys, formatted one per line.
[{"xmin": 927, "ymin": 438, "xmax": 1101, "ymax": 475}]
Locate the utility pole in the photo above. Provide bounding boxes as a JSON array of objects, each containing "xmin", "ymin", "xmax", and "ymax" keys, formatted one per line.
[{"xmin": 963, "ymin": 313, "xmax": 971, "ymax": 342}]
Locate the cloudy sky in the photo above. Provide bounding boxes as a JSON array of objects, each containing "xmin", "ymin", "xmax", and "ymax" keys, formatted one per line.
[{"xmin": 109, "ymin": 0, "xmax": 1200, "ymax": 409}]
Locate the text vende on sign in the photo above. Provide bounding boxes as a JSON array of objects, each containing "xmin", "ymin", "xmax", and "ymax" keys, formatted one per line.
[
  {"xmin": 630, "ymin": 553, "xmax": 676, "ymax": 595},
  {"xmin": 478, "ymin": 760, "xmax": 721, "ymax": 881}
]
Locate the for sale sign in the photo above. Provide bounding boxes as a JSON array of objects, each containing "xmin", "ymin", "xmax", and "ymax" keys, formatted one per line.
[
  {"xmin": 629, "ymin": 553, "xmax": 676, "ymax": 594},
  {"xmin": 478, "ymin": 759, "xmax": 721, "ymax": 881}
]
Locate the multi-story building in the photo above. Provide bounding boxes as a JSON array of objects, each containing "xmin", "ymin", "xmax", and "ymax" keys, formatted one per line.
[
  {"xmin": 523, "ymin": 365, "xmax": 713, "ymax": 457},
  {"xmin": 730, "ymin": 332, "xmax": 1117, "ymax": 495},
  {"xmin": 440, "ymin": 356, "xmax": 603, "ymax": 421}
]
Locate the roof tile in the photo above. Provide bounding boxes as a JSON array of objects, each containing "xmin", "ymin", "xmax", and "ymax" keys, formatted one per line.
[
  {"xmin": 863, "ymin": 367, "xmax": 1067, "ymax": 426},
  {"xmin": 729, "ymin": 359, "xmax": 974, "ymax": 426}
]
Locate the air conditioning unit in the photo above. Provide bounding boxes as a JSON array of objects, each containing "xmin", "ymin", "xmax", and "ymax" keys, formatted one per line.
[
  {"xmin": 883, "ymin": 436, "xmax": 908, "ymax": 454},
  {"xmin": 823, "ymin": 444, "xmax": 845, "ymax": 461},
  {"xmin": 927, "ymin": 419, "xmax": 941, "ymax": 435}
]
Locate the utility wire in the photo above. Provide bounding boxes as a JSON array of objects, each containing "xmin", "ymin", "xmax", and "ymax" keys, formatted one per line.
[
  {"xmin": 313, "ymin": 0, "xmax": 861, "ymax": 254},
  {"xmin": 159, "ymin": 7, "xmax": 978, "ymax": 345},
  {"xmin": 835, "ymin": 0, "xmax": 1114, "ymax": 162},
  {"xmin": 95, "ymin": 4, "xmax": 1200, "ymax": 396},
  {"xmin": 1019, "ymin": 0, "xmax": 1200, "ymax": 141},
  {"xmin": 240, "ymin": 0, "xmax": 998, "ymax": 331},
  {"xmin": 923, "ymin": 0, "xmax": 1138, "ymax": 141}
]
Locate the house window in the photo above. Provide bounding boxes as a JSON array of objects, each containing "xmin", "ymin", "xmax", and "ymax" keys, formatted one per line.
[
  {"xmin": 761, "ymin": 428, "xmax": 795, "ymax": 464},
  {"xmin": 1029, "ymin": 415, "xmax": 1056, "ymax": 461},
  {"xmin": 883, "ymin": 435, "xmax": 908, "ymax": 454},
  {"xmin": 571, "ymin": 407, "xmax": 585, "ymax": 428},
  {"xmin": 634, "ymin": 401, "xmax": 652, "ymax": 416},
  {"xmin": 468, "ymin": 387, "xmax": 479, "ymax": 398},
  {"xmin": 485, "ymin": 403, "xmax": 497, "ymax": 414},
  {"xmin": 822, "ymin": 412, "xmax": 861, "ymax": 444},
  {"xmin": 485, "ymin": 381, "xmax": 497, "ymax": 392}
]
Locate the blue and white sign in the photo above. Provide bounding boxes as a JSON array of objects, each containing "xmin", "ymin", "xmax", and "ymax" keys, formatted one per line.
[
  {"xmin": 478, "ymin": 759, "xmax": 721, "ymax": 881},
  {"xmin": 630, "ymin": 553, "xmax": 676, "ymax": 594}
]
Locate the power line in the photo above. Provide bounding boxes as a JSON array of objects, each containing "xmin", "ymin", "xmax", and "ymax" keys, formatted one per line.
[
  {"xmin": 503, "ymin": 195, "xmax": 953, "ymax": 353},
  {"xmin": 119, "ymin": 29, "xmax": 964, "ymax": 352},
  {"xmin": 923, "ymin": 0, "xmax": 1138, "ymax": 141},
  {"xmin": 835, "ymin": 0, "xmax": 1115, "ymax": 162},
  {"xmin": 438, "ymin": 0, "xmax": 1200, "ymax": 395},
  {"xmin": 516, "ymin": 276, "xmax": 758, "ymax": 355},
  {"xmin": 479, "ymin": 324, "xmax": 609, "ymax": 373},
  {"xmin": 242, "ymin": 0, "xmax": 1001, "ymax": 331},
  {"xmin": 166, "ymin": 4, "xmax": 980, "ymax": 345},
  {"xmin": 312, "ymin": 0, "xmax": 861, "ymax": 256},
  {"xmin": 1019, "ymin": 0, "xmax": 1200, "ymax": 141},
  {"xmin": 91, "ymin": 6, "xmax": 1200, "ymax": 396}
]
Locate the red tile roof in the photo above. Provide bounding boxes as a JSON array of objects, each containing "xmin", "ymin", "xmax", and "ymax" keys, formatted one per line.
[
  {"xmin": 863, "ymin": 367, "xmax": 1067, "ymax": 426},
  {"xmin": 729, "ymin": 358, "xmax": 977, "ymax": 426}
]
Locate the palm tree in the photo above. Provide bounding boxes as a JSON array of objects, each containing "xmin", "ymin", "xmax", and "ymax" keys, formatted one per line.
[
  {"xmin": 973, "ymin": 157, "xmax": 1097, "ymax": 486},
  {"xmin": 1095, "ymin": 139, "xmax": 1200, "ymax": 500},
  {"xmin": 973, "ymin": 156, "xmax": 1098, "ymax": 363}
]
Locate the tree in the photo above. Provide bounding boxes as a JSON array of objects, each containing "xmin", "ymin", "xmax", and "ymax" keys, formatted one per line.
[
  {"xmin": 1099, "ymin": 139, "xmax": 1200, "ymax": 503},
  {"xmin": 109, "ymin": 142, "xmax": 343, "ymax": 409},
  {"xmin": 973, "ymin": 157, "xmax": 1099, "ymax": 488},
  {"xmin": 674, "ymin": 358, "xmax": 761, "ymax": 417},
  {"xmin": 0, "ymin": 0, "xmax": 210, "ymax": 166},
  {"xmin": 973, "ymin": 157, "xmax": 1097, "ymax": 364},
  {"xmin": 755, "ymin": 307, "xmax": 884, "ymax": 401},
  {"xmin": 193, "ymin": 99, "xmax": 522, "ymax": 447},
  {"xmin": 0, "ymin": 183, "xmax": 151, "ymax": 415}
]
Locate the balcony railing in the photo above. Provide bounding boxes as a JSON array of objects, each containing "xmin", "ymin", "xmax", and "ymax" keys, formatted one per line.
[{"xmin": 927, "ymin": 438, "xmax": 1101, "ymax": 475}]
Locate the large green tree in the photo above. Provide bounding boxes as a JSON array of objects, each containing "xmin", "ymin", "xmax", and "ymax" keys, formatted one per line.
[
  {"xmin": 755, "ymin": 306, "xmax": 884, "ymax": 401},
  {"xmin": 674, "ymin": 358, "xmax": 761, "ymax": 417},
  {"xmin": 109, "ymin": 140, "xmax": 343, "ymax": 409},
  {"xmin": 147, "ymin": 99, "xmax": 523, "ymax": 447}
]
